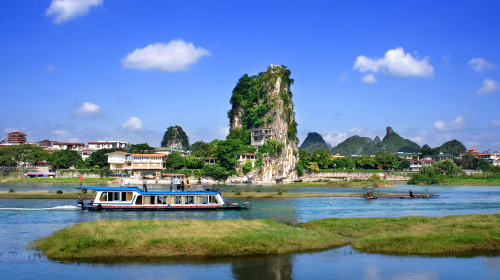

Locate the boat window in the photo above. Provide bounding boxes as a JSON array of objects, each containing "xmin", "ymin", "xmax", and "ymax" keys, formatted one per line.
[
  {"xmin": 170, "ymin": 196, "xmax": 175, "ymax": 205},
  {"xmin": 144, "ymin": 196, "xmax": 151, "ymax": 204},
  {"xmin": 113, "ymin": 192, "xmax": 120, "ymax": 201},
  {"xmin": 174, "ymin": 196, "xmax": 182, "ymax": 204},
  {"xmin": 136, "ymin": 195, "xmax": 143, "ymax": 205},
  {"xmin": 209, "ymin": 195, "xmax": 219, "ymax": 204},
  {"xmin": 149, "ymin": 196, "xmax": 156, "ymax": 205},
  {"xmin": 157, "ymin": 196, "xmax": 167, "ymax": 204},
  {"xmin": 100, "ymin": 192, "xmax": 107, "ymax": 201},
  {"xmin": 185, "ymin": 196, "xmax": 194, "ymax": 204},
  {"xmin": 127, "ymin": 192, "xmax": 133, "ymax": 201},
  {"xmin": 196, "ymin": 196, "xmax": 204, "ymax": 204}
]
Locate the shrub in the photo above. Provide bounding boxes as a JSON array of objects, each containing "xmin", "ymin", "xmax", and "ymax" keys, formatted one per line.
[{"xmin": 56, "ymin": 190, "xmax": 63, "ymax": 194}]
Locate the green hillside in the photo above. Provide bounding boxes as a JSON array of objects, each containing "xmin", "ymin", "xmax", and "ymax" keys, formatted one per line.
[
  {"xmin": 331, "ymin": 127, "xmax": 421, "ymax": 156},
  {"xmin": 300, "ymin": 132, "xmax": 329, "ymax": 153}
]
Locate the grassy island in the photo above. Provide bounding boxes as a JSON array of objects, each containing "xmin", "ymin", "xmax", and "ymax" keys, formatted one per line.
[
  {"xmin": 0, "ymin": 191, "xmax": 95, "ymax": 199},
  {"xmin": 1, "ymin": 177, "xmax": 114, "ymax": 184},
  {"xmin": 288, "ymin": 180, "xmax": 394, "ymax": 188},
  {"xmin": 32, "ymin": 214, "xmax": 500, "ymax": 259}
]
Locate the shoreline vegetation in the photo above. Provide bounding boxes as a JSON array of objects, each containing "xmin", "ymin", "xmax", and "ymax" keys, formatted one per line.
[
  {"xmin": 31, "ymin": 214, "xmax": 500, "ymax": 259},
  {"xmin": 0, "ymin": 177, "xmax": 114, "ymax": 184}
]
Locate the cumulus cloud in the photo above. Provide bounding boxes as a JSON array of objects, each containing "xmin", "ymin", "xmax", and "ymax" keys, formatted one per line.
[
  {"xmin": 477, "ymin": 78, "xmax": 500, "ymax": 95},
  {"xmin": 214, "ymin": 126, "xmax": 229, "ymax": 138},
  {"xmin": 467, "ymin": 58, "xmax": 497, "ymax": 72},
  {"xmin": 491, "ymin": 120, "xmax": 500, "ymax": 127},
  {"xmin": 53, "ymin": 130, "xmax": 69, "ymax": 136},
  {"xmin": 121, "ymin": 117, "xmax": 143, "ymax": 131},
  {"xmin": 323, "ymin": 132, "xmax": 347, "ymax": 147},
  {"xmin": 353, "ymin": 47, "xmax": 434, "ymax": 78},
  {"xmin": 76, "ymin": 102, "xmax": 101, "ymax": 117},
  {"xmin": 46, "ymin": 0, "xmax": 103, "ymax": 24},
  {"xmin": 121, "ymin": 39, "xmax": 211, "ymax": 72},
  {"xmin": 361, "ymin": 73, "xmax": 377, "ymax": 83},
  {"xmin": 467, "ymin": 141, "xmax": 479, "ymax": 147},
  {"xmin": 434, "ymin": 116, "xmax": 467, "ymax": 131}
]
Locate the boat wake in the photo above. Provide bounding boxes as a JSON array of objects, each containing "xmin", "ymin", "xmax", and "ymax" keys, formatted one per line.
[{"xmin": 0, "ymin": 205, "xmax": 80, "ymax": 211}]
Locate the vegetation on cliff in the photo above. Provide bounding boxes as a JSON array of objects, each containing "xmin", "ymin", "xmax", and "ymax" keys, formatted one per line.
[
  {"xmin": 161, "ymin": 125, "xmax": 190, "ymax": 149},
  {"xmin": 421, "ymin": 140, "xmax": 466, "ymax": 156},
  {"xmin": 300, "ymin": 132, "xmax": 330, "ymax": 153}
]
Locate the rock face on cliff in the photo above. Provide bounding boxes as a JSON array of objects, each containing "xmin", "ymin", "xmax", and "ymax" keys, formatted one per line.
[
  {"xmin": 160, "ymin": 125, "xmax": 190, "ymax": 149},
  {"xmin": 300, "ymin": 132, "xmax": 330, "ymax": 153},
  {"xmin": 227, "ymin": 65, "xmax": 299, "ymax": 183}
]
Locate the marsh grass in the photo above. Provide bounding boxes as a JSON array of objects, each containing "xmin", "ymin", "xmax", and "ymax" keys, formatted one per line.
[
  {"xmin": 301, "ymin": 214, "xmax": 500, "ymax": 255},
  {"xmin": 31, "ymin": 219, "xmax": 349, "ymax": 259}
]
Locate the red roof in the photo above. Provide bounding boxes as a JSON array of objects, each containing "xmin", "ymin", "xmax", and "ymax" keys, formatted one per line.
[
  {"xmin": 7, "ymin": 131, "xmax": 26, "ymax": 136},
  {"xmin": 52, "ymin": 142, "xmax": 85, "ymax": 145}
]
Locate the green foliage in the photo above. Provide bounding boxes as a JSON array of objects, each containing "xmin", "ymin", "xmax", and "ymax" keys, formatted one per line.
[
  {"xmin": 420, "ymin": 140, "xmax": 466, "ymax": 156},
  {"xmin": 165, "ymin": 152, "xmax": 185, "ymax": 170},
  {"xmin": 399, "ymin": 159, "xmax": 411, "ymax": 170},
  {"xmin": 306, "ymin": 162, "xmax": 319, "ymax": 171},
  {"xmin": 258, "ymin": 139, "xmax": 283, "ymax": 156},
  {"xmin": 310, "ymin": 148, "xmax": 332, "ymax": 169},
  {"xmin": 49, "ymin": 150, "xmax": 86, "ymax": 169},
  {"xmin": 184, "ymin": 155, "xmax": 203, "ymax": 169},
  {"xmin": 87, "ymin": 148, "xmax": 125, "ymax": 168},
  {"xmin": 354, "ymin": 155, "xmax": 377, "ymax": 169},
  {"xmin": 226, "ymin": 128, "xmax": 251, "ymax": 145},
  {"xmin": 242, "ymin": 160, "xmax": 253, "ymax": 174},
  {"xmin": 0, "ymin": 144, "xmax": 50, "ymax": 166},
  {"xmin": 128, "ymin": 143, "xmax": 155, "ymax": 154},
  {"xmin": 408, "ymin": 160, "xmax": 463, "ymax": 184},
  {"xmin": 374, "ymin": 151, "xmax": 399, "ymax": 169},
  {"xmin": 202, "ymin": 164, "xmax": 233, "ymax": 180},
  {"xmin": 190, "ymin": 141, "xmax": 211, "ymax": 157},
  {"xmin": 214, "ymin": 139, "xmax": 247, "ymax": 170},
  {"xmin": 460, "ymin": 154, "xmax": 491, "ymax": 171},
  {"xmin": 254, "ymin": 152, "xmax": 263, "ymax": 168},
  {"xmin": 161, "ymin": 126, "xmax": 190, "ymax": 149},
  {"xmin": 56, "ymin": 190, "xmax": 63, "ymax": 194},
  {"xmin": 331, "ymin": 157, "xmax": 356, "ymax": 169}
]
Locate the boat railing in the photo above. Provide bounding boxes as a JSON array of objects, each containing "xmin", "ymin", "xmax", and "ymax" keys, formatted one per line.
[{"xmin": 141, "ymin": 184, "xmax": 214, "ymax": 192}]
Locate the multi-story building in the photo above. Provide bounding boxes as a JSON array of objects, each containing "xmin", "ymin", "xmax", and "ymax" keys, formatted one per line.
[
  {"xmin": 7, "ymin": 131, "xmax": 27, "ymax": 144},
  {"xmin": 155, "ymin": 147, "xmax": 190, "ymax": 157},
  {"xmin": 250, "ymin": 128, "xmax": 274, "ymax": 146},
  {"xmin": 88, "ymin": 141, "xmax": 128, "ymax": 150},
  {"xmin": 107, "ymin": 151, "xmax": 166, "ymax": 177},
  {"xmin": 51, "ymin": 142, "xmax": 86, "ymax": 151},
  {"xmin": 408, "ymin": 159, "xmax": 436, "ymax": 171}
]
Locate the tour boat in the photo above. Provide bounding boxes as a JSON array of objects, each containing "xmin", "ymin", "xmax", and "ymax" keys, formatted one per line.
[{"xmin": 76, "ymin": 185, "xmax": 251, "ymax": 211}]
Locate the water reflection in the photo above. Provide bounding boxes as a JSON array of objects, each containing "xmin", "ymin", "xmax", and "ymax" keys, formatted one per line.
[{"xmin": 231, "ymin": 255, "xmax": 293, "ymax": 280}]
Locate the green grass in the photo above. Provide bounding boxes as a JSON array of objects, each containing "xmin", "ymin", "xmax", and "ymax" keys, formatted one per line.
[
  {"xmin": 317, "ymin": 169, "xmax": 385, "ymax": 173},
  {"xmin": 31, "ymin": 214, "xmax": 500, "ymax": 259},
  {"xmin": 288, "ymin": 180, "xmax": 393, "ymax": 187},
  {"xmin": 300, "ymin": 214, "xmax": 500, "ymax": 255},
  {"xmin": 3, "ymin": 177, "xmax": 114, "ymax": 184},
  {"xmin": 440, "ymin": 177, "xmax": 500, "ymax": 186},
  {"xmin": 31, "ymin": 219, "xmax": 349, "ymax": 259}
]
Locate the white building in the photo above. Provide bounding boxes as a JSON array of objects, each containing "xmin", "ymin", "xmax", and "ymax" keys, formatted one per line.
[
  {"xmin": 250, "ymin": 128, "xmax": 275, "ymax": 146},
  {"xmin": 88, "ymin": 141, "xmax": 128, "ymax": 150},
  {"xmin": 51, "ymin": 142, "xmax": 85, "ymax": 151},
  {"xmin": 107, "ymin": 151, "xmax": 167, "ymax": 177}
]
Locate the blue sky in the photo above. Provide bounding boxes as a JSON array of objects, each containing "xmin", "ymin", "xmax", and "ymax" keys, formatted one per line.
[{"xmin": 1, "ymin": 0, "xmax": 499, "ymax": 152}]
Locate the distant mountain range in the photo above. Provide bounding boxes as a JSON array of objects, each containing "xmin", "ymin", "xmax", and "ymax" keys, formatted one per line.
[{"xmin": 302, "ymin": 127, "xmax": 422, "ymax": 156}]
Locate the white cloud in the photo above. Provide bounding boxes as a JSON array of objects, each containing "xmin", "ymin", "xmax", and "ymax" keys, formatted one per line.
[
  {"xmin": 491, "ymin": 120, "xmax": 500, "ymax": 127},
  {"xmin": 410, "ymin": 137, "xmax": 425, "ymax": 144},
  {"xmin": 46, "ymin": 0, "xmax": 103, "ymax": 24},
  {"xmin": 434, "ymin": 116, "xmax": 467, "ymax": 131},
  {"xmin": 121, "ymin": 117, "xmax": 143, "ymax": 131},
  {"xmin": 467, "ymin": 58, "xmax": 497, "ymax": 72},
  {"xmin": 69, "ymin": 138, "xmax": 80, "ymax": 143},
  {"xmin": 53, "ymin": 130, "xmax": 69, "ymax": 136},
  {"xmin": 76, "ymin": 102, "xmax": 101, "ymax": 117},
  {"xmin": 353, "ymin": 47, "xmax": 434, "ymax": 78},
  {"xmin": 323, "ymin": 132, "xmax": 347, "ymax": 146},
  {"xmin": 467, "ymin": 141, "xmax": 479, "ymax": 147},
  {"xmin": 348, "ymin": 127, "xmax": 367, "ymax": 135},
  {"xmin": 121, "ymin": 39, "xmax": 211, "ymax": 72},
  {"xmin": 361, "ymin": 73, "xmax": 377, "ymax": 83},
  {"xmin": 214, "ymin": 126, "xmax": 229, "ymax": 138},
  {"xmin": 45, "ymin": 65, "xmax": 55, "ymax": 72},
  {"xmin": 477, "ymin": 78, "xmax": 500, "ymax": 95},
  {"xmin": 441, "ymin": 52, "xmax": 451, "ymax": 67}
]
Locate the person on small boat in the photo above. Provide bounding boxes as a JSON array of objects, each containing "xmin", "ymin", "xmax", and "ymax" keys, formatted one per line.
[
  {"xmin": 409, "ymin": 189, "xmax": 413, "ymax": 197},
  {"xmin": 143, "ymin": 178, "xmax": 148, "ymax": 192},
  {"xmin": 181, "ymin": 178, "xmax": 185, "ymax": 191}
]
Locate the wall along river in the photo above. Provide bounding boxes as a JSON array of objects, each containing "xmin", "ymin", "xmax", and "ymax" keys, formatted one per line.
[{"xmin": 1, "ymin": 183, "xmax": 500, "ymax": 279}]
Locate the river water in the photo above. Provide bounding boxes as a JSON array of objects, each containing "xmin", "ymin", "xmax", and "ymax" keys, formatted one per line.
[{"xmin": 1, "ymin": 183, "xmax": 500, "ymax": 279}]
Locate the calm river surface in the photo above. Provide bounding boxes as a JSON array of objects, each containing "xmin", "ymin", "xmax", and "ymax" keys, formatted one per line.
[{"xmin": 1, "ymin": 183, "xmax": 500, "ymax": 279}]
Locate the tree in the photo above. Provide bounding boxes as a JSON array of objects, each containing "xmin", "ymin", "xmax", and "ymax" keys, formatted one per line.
[
  {"xmin": 434, "ymin": 159, "xmax": 462, "ymax": 175},
  {"xmin": 161, "ymin": 125, "xmax": 189, "ymax": 149},
  {"xmin": 242, "ymin": 160, "xmax": 253, "ymax": 174},
  {"xmin": 215, "ymin": 139, "xmax": 247, "ymax": 169},
  {"xmin": 310, "ymin": 148, "xmax": 331, "ymax": 169},
  {"xmin": 375, "ymin": 151, "xmax": 399, "ymax": 169},
  {"xmin": 185, "ymin": 155, "xmax": 203, "ymax": 169},
  {"xmin": 0, "ymin": 146, "xmax": 16, "ymax": 165},
  {"xmin": 12, "ymin": 144, "xmax": 50, "ymax": 166},
  {"xmin": 190, "ymin": 141, "xmax": 211, "ymax": 157},
  {"xmin": 128, "ymin": 143, "xmax": 155, "ymax": 154},
  {"xmin": 87, "ymin": 148, "xmax": 125, "ymax": 168},
  {"xmin": 355, "ymin": 154, "xmax": 377, "ymax": 169},
  {"xmin": 165, "ymin": 152, "xmax": 185, "ymax": 169},
  {"xmin": 227, "ymin": 128, "xmax": 251, "ymax": 145},
  {"xmin": 399, "ymin": 159, "xmax": 410, "ymax": 170},
  {"xmin": 49, "ymin": 150, "xmax": 85, "ymax": 169}
]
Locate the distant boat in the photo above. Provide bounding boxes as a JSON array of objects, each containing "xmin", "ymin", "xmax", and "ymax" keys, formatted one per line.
[{"xmin": 76, "ymin": 186, "xmax": 251, "ymax": 211}]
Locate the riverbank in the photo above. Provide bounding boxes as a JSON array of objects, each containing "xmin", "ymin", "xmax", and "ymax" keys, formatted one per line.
[
  {"xmin": 288, "ymin": 181, "xmax": 394, "ymax": 187},
  {"xmin": 224, "ymin": 191, "xmax": 406, "ymax": 198},
  {"xmin": 0, "ymin": 191, "xmax": 95, "ymax": 199},
  {"xmin": 0, "ymin": 177, "xmax": 114, "ymax": 184},
  {"xmin": 32, "ymin": 214, "xmax": 500, "ymax": 259}
]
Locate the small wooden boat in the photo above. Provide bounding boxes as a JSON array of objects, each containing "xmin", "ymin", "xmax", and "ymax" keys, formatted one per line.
[{"xmin": 76, "ymin": 185, "xmax": 251, "ymax": 211}]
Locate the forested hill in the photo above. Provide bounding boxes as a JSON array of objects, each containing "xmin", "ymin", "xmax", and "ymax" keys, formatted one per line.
[
  {"xmin": 331, "ymin": 127, "xmax": 421, "ymax": 156},
  {"xmin": 300, "ymin": 132, "xmax": 330, "ymax": 153}
]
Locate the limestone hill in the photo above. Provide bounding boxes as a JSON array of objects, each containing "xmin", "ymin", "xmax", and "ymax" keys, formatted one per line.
[
  {"xmin": 331, "ymin": 127, "xmax": 421, "ymax": 156},
  {"xmin": 300, "ymin": 132, "xmax": 331, "ymax": 153}
]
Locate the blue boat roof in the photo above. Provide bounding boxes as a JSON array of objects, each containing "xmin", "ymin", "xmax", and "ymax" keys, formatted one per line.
[{"xmin": 77, "ymin": 186, "xmax": 219, "ymax": 195}]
